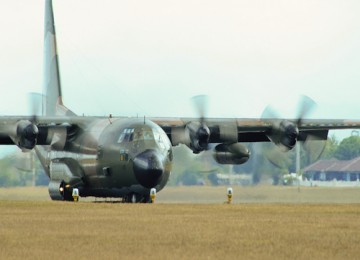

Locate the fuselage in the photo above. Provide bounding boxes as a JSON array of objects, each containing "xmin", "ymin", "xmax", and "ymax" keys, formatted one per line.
[{"xmin": 36, "ymin": 117, "xmax": 173, "ymax": 200}]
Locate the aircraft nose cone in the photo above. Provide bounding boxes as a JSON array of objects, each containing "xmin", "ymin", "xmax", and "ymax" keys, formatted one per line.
[{"xmin": 133, "ymin": 150, "xmax": 164, "ymax": 188}]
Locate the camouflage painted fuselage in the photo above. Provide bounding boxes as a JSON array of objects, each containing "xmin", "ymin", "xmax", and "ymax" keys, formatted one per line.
[{"xmin": 36, "ymin": 117, "xmax": 172, "ymax": 201}]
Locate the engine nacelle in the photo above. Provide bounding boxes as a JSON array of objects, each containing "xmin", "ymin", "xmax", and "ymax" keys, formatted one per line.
[
  {"xmin": 186, "ymin": 122, "xmax": 210, "ymax": 153},
  {"xmin": 171, "ymin": 122, "xmax": 210, "ymax": 153},
  {"xmin": 266, "ymin": 120, "xmax": 298, "ymax": 151},
  {"xmin": 9, "ymin": 120, "xmax": 39, "ymax": 151},
  {"xmin": 213, "ymin": 143, "xmax": 250, "ymax": 164}
]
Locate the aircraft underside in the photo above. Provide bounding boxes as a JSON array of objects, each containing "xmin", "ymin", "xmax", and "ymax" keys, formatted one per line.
[{"xmin": 48, "ymin": 179, "xmax": 154, "ymax": 203}]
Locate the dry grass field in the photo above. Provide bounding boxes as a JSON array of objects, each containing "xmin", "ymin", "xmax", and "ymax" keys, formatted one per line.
[
  {"xmin": 1, "ymin": 186, "xmax": 360, "ymax": 259},
  {"xmin": 2, "ymin": 185, "xmax": 360, "ymax": 203}
]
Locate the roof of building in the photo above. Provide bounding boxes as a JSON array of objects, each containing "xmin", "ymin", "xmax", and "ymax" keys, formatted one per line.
[{"xmin": 304, "ymin": 157, "xmax": 360, "ymax": 173}]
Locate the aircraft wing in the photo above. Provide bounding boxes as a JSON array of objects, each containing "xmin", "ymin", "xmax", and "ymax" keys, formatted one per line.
[
  {"xmin": 152, "ymin": 117, "xmax": 360, "ymax": 152},
  {"xmin": 0, "ymin": 115, "xmax": 133, "ymax": 150},
  {"xmin": 0, "ymin": 116, "xmax": 91, "ymax": 150},
  {"xmin": 0, "ymin": 115, "xmax": 359, "ymax": 153}
]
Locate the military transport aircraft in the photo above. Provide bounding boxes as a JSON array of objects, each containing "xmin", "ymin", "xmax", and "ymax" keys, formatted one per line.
[{"xmin": 1, "ymin": 0, "xmax": 360, "ymax": 202}]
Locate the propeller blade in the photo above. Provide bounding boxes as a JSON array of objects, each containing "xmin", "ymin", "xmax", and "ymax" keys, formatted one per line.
[
  {"xmin": 170, "ymin": 95, "xmax": 211, "ymax": 153},
  {"xmin": 296, "ymin": 95, "xmax": 325, "ymax": 161},
  {"xmin": 261, "ymin": 105, "xmax": 280, "ymax": 119},
  {"xmin": 264, "ymin": 145, "xmax": 290, "ymax": 169},
  {"xmin": 28, "ymin": 92, "xmax": 43, "ymax": 122},
  {"xmin": 303, "ymin": 134, "xmax": 327, "ymax": 162},
  {"xmin": 191, "ymin": 95, "xmax": 208, "ymax": 123},
  {"xmin": 295, "ymin": 95, "xmax": 317, "ymax": 125}
]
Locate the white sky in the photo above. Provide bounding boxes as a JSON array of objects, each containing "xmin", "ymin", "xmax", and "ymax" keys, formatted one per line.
[{"xmin": 1, "ymin": 0, "xmax": 360, "ymax": 139}]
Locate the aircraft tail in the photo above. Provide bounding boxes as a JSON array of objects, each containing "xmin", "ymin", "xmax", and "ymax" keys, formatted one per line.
[{"xmin": 43, "ymin": 0, "xmax": 75, "ymax": 116}]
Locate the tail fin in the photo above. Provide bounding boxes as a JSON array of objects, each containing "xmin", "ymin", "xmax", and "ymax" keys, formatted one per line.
[{"xmin": 43, "ymin": 0, "xmax": 75, "ymax": 116}]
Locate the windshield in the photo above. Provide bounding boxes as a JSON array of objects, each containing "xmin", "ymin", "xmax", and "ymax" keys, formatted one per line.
[
  {"xmin": 117, "ymin": 128, "xmax": 134, "ymax": 143},
  {"xmin": 117, "ymin": 123, "xmax": 171, "ymax": 151},
  {"xmin": 133, "ymin": 130, "xmax": 154, "ymax": 141}
]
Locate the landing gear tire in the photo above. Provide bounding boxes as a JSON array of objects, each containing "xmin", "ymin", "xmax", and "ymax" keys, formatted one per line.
[
  {"xmin": 48, "ymin": 180, "xmax": 73, "ymax": 201},
  {"xmin": 123, "ymin": 193, "xmax": 151, "ymax": 203},
  {"xmin": 142, "ymin": 195, "xmax": 152, "ymax": 203}
]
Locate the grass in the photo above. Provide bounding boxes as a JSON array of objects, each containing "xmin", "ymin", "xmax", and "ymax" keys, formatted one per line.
[
  {"xmin": 1, "ymin": 186, "xmax": 360, "ymax": 259},
  {"xmin": 158, "ymin": 185, "xmax": 360, "ymax": 204},
  {"xmin": 3, "ymin": 185, "xmax": 360, "ymax": 203}
]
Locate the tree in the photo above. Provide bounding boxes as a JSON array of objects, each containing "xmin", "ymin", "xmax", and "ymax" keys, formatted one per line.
[
  {"xmin": 0, "ymin": 151, "xmax": 48, "ymax": 187},
  {"xmin": 320, "ymin": 134, "xmax": 338, "ymax": 159},
  {"xmin": 334, "ymin": 136, "xmax": 360, "ymax": 160},
  {"xmin": 0, "ymin": 154, "xmax": 27, "ymax": 187}
]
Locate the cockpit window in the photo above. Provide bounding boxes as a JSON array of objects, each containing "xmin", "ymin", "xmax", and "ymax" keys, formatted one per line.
[
  {"xmin": 153, "ymin": 129, "xmax": 171, "ymax": 149},
  {"xmin": 117, "ymin": 125, "xmax": 170, "ymax": 150},
  {"xmin": 133, "ymin": 130, "xmax": 154, "ymax": 141},
  {"xmin": 117, "ymin": 128, "xmax": 134, "ymax": 143},
  {"xmin": 143, "ymin": 131, "xmax": 154, "ymax": 140}
]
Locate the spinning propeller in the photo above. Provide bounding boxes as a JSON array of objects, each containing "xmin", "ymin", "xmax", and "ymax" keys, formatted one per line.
[
  {"xmin": 172, "ymin": 95, "xmax": 250, "ymax": 165},
  {"xmin": 262, "ymin": 95, "xmax": 326, "ymax": 167},
  {"xmin": 6, "ymin": 93, "xmax": 42, "ymax": 151},
  {"xmin": 28, "ymin": 92, "xmax": 43, "ymax": 123},
  {"xmin": 190, "ymin": 95, "xmax": 211, "ymax": 152}
]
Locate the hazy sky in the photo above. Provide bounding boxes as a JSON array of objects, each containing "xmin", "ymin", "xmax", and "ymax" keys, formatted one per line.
[{"xmin": 1, "ymin": 0, "xmax": 360, "ymax": 139}]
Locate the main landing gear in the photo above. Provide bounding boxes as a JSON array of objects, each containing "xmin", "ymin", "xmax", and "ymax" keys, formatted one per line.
[
  {"xmin": 122, "ymin": 193, "xmax": 150, "ymax": 203},
  {"xmin": 48, "ymin": 180, "xmax": 81, "ymax": 202},
  {"xmin": 122, "ymin": 189, "xmax": 157, "ymax": 203}
]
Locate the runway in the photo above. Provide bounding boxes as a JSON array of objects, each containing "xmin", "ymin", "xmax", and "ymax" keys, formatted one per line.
[{"xmin": 1, "ymin": 186, "xmax": 360, "ymax": 259}]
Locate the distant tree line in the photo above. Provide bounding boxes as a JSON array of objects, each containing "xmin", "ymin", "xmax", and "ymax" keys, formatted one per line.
[
  {"xmin": 0, "ymin": 135, "xmax": 360, "ymax": 187},
  {"xmin": 240, "ymin": 135, "xmax": 360, "ymax": 185},
  {"xmin": 0, "ymin": 151, "xmax": 48, "ymax": 187},
  {"xmin": 323, "ymin": 135, "xmax": 360, "ymax": 160},
  {"xmin": 169, "ymin": 135, "xmax": 360, "ymax": 186}
]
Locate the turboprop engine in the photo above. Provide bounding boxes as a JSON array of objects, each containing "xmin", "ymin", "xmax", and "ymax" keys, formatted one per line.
[
  {"xmin": 186, "ymin": 121, "xmax": 210, "ymax": 153},
  {"xmin": 171, "ymin": 121, "xmax": 210, "ymax": 154},
  {"xmin": 266, "ymin": 120, "xmax": 299, "ymax": 151},
  {"xmin": 9, "ymin": 120, "xmax": 39, "ymax": 151}
]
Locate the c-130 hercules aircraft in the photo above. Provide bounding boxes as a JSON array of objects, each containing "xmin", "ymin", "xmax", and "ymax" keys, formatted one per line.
[{"xmin": 2, "ymin": 0, "xmax": 360, "ymax": 202}]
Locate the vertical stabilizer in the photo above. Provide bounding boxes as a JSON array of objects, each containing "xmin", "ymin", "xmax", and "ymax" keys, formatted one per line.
[{"xmin": 43, "ymin": 0, "xmax": 75, "ymax": 116}]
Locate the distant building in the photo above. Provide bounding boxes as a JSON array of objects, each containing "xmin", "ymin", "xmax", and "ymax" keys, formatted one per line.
[{"xmin": 303, "ymin": 157, "xmax": 360, "ymax": 182}]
